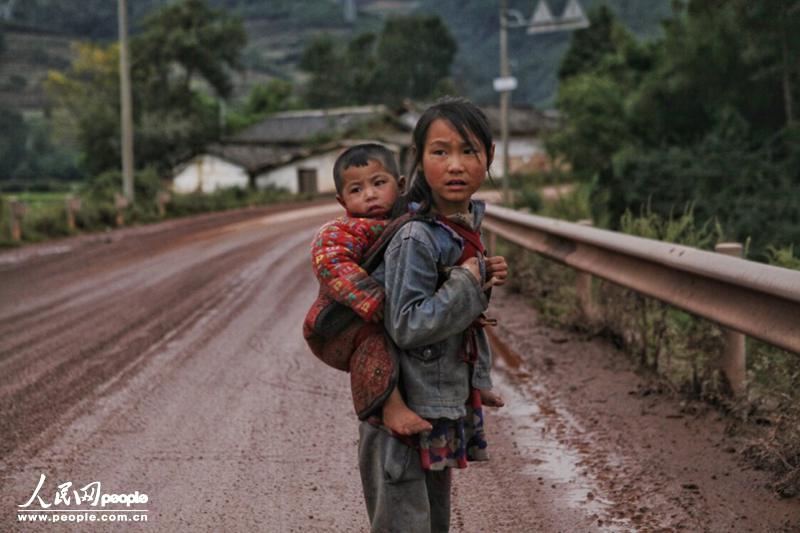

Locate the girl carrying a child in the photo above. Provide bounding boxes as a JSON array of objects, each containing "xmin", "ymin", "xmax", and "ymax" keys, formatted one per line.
[{"xmin": 359, "ymin": 96, "xmax": 507, "ymax": 532}]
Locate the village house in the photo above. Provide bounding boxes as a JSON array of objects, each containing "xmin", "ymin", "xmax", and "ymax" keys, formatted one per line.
[
  {"xmin": 171, "ymin": 105, "xmax": 410, "ymax": 195},
  {"xmin": 480, "ymin": 105, "xmax": 561, "ymax": 175}
]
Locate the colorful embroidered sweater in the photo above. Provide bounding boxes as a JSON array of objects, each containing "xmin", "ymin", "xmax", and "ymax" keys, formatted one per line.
[{"xmin": 310, "ymin": 215, "xmax": 389, "ymax": 322}]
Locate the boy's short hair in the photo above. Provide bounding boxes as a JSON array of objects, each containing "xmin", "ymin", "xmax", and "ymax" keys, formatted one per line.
[{"xmin": 333, "ymin": 143, "xmax": 400, "ymax": 195}]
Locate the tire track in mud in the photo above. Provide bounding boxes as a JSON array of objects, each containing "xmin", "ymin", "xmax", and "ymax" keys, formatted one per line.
[
  {"xmin": 0, "ymin": 202, "xmax": 331, "ymax": 327},
  {"xmin": 0, "ymin": 240, "xmax": 274, "ymax": 449},
  {"xmin": 0, "ymin": 216, "xmax": 309, "ymax": 361},
  {"xmin": 0, "ymin": 207, "xmax": 334, "ymax": 464}
]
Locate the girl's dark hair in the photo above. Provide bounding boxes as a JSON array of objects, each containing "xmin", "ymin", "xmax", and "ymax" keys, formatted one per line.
[{"xmin": 394, "ymin": 96, "xmax": 493, "ymax": 216}]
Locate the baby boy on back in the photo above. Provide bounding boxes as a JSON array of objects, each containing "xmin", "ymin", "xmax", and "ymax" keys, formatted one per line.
[{"xmin": 303, "ymin": 143, "xmax": 501, "ymax": 436}]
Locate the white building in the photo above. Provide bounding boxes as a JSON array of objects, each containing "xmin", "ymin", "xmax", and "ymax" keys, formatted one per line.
[
  {"xmin": 172, "ymin": 154, "xmax": 249, "ymax": 194},
  {"xmin": 255, "ymin": 149, "xmax": 341, "ymax": 194},
  {"xmin": 171, "ymin": 105, "xmax": 410, "ymax": 195}
]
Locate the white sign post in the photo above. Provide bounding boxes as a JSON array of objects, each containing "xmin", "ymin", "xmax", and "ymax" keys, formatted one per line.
[{"xmin": 493, "ymin": 76, "xmax": 519, "ymax": 93}]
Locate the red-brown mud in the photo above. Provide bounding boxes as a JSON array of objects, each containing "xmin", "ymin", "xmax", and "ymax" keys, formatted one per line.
[
  {"xmin": 1, "ymin": 201, "xmax": 797, "ymax": 532},
  {"xmin": 460, "ymin": 288, "xmax": 800, "ymax": 532}
]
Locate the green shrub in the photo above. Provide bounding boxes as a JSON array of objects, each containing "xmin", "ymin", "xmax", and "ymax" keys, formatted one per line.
[
  {"xmin": 505, "ymin": 205, "xmax": 727, "ymax": 394},
  {"xmin": 513, "ymin": 188, "xmax": 542, "ymax": 212},
  {"xmin": 503, "ymin": 240, "xmax": 580, "ymax": 325},
  {"xmin": 748, "ymin": 246, "xmax": 800, "ymax": 402},
  {"xmin": 537, "ymin": 181, "xmax": 595, "ymax": 222},
  {"xmin": 20, "ymin": 203, "xmax": 73, "ymax": 242},
  {"xmin": 2, "ymin": 173, "xmax": 295, "ymax": 244},
  {"xmin": 74, "ymin": 200, "xmax": 116, "ymax": 230}
]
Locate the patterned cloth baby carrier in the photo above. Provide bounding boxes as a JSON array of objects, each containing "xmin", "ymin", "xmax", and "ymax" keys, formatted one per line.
[
  {"xmin": 303, "ymin": 212, "xmax": 427, "ymax": 419},
  {"xmin": 303, "ymin": 210, "xmax": 490, "ymax": 421}
]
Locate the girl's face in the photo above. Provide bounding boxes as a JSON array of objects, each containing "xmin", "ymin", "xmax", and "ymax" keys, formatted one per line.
[{"xmin": 421, "ymin": 118, "xmax": 494, "ymax": 216}]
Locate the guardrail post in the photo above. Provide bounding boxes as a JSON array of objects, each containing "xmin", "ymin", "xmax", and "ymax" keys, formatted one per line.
[
  {"xmin": 65, "ymin": 197, "xmax": 82, "ymax": 231},
  {"xmin": 114, "ymin": 193, "xmax": 129, "ymax": 227},
  {"xmin": 715, "ymin": 242, "xmax": 747, "ymax": 396},
  {"xmin": 9, "ymin": 200, "xmax": 27, "ymax": 242},
  {"xmin": 156, "ymin": 191, "xmax": 171, "ymax": 217},
  {"xmin": 576, "ymin": 219, "xmax": 596, "ymax": 321}
]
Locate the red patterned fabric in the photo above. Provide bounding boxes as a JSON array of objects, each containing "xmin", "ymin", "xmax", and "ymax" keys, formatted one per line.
[
  {"xmin": 303, "ymin": 215, "xmax": 397, "ymax": 419},
  {"xmin": 349, "ymin": 322, "xmax": 396, "ymax": 418},
  {"xmin": 310, "ymin": 215, "xmax": 389, "ymax": 322},
  {"xmin": 435, "ymin": 215, "xmax": 486, "ymax": 263}
]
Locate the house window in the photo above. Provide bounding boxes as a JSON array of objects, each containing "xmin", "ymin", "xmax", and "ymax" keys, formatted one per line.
[{"xmin": 297, "ymin": 167, "xmax": 318, "ymax": 194}]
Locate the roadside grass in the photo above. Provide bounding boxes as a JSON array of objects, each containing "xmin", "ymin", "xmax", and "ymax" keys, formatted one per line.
[{"xmin": 0, "ymin": 171, "xmax": 308, "ymax": 248}]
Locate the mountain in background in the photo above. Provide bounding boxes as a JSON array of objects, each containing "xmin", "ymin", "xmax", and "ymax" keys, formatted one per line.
[{"xmin": 0, "ymin": 0, "xmax": 671, "ymax": 110}]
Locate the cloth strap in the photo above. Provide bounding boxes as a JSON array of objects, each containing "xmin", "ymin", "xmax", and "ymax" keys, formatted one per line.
[{"xmin": 435, "ymin": 215, "xmax": 486, "ymax": 264}]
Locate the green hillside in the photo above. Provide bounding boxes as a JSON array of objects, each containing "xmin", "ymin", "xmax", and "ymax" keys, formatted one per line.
[{"xmin": 0, "ymin": 0, "xmax": 671, "ymax": 109}]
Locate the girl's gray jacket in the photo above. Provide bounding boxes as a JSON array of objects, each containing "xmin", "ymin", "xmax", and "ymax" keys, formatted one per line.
[{"xmin": 374, "ymin": 200, "xmax": 493, "ymax": 420}]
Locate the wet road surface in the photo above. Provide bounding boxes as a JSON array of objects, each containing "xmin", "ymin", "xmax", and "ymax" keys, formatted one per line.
[{"xmin": 1, "ymin": 202, "xmax": 797, "ymax": 532}]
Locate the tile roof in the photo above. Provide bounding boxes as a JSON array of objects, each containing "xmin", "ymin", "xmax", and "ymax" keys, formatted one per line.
[{"xmin": 232, "ymin": 105, "xmax": 403, "ymax": 144}]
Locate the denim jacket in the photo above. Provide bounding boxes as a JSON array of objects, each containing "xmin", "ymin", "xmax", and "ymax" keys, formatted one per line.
[{"xmin": 378, "ymin": 200, "xmax": 493, "ymax": 420}]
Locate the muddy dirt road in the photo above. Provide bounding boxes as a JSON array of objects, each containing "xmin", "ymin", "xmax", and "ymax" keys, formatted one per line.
[{"xmin": 1, "ymin": 202, "xmax": 797, "ymax": 532}]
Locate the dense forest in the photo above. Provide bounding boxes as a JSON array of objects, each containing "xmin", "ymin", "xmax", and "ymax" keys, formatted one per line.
[{"xmin": 550, "ymin": 1, "xmax": 800, "ymax": 257}]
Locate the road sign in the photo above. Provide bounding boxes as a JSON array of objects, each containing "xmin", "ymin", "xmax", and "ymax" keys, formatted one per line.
[
  {"xmin": 527, "ymin": 0, "xmax": 589, "ymax": 34},
  {"xmin": 493, "ymin": 76, "xmax": 518, "ymax": 92}
]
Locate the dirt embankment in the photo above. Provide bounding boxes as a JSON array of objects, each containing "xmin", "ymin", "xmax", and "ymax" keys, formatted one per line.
[{"xmin": 479, "ymin": 288, "xmax": 799, "ymax": 532}]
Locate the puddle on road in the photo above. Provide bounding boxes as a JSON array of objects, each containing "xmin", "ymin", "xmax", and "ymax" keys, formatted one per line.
[{"xmin": 490, "ymin": 332, "xmax": 634, "ymax": 532}]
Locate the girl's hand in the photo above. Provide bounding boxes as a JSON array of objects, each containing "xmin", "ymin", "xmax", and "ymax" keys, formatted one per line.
[
  {"xmin": 461, "ymin": 256, "xmax": 482, "ymax": 283},
  {"xmin": 485, "ymin": 255, "xmax": 508, "ymax": 287}
]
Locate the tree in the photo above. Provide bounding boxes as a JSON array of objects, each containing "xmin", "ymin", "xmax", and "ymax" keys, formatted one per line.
[
  {"xmin": 0, "ymin": 107, "xmax": 27, "ymax": 179},
  {"xmin": 299, "ymin": 34, "xmax": 351, "ymax": 108},
  {"xmin": 299, "ymin": 14, "xmax": 458, "ymax": 108},
  {"xmin": 548, "ymin": 73, "xmax": 631, "ymax": 182},
  {"xmin": 242, "ymin": 79, "xmax": 293, "ymax": 116},
  {"xmin": 558, "ymin": 6, "xmax": 618, "ymax": 81},
  {"xmin": 733, "ymin": 0, "xmax": 800, "ymax": 127},
  {"xmin": 225, "ymin": 79, "xmax": 296, "ymax": 132},
  {"xmin": 371, "ymin": 15, "xmax": 457, "ymax": 105},
  {"xmin": 133, "ymin": 0, "xmax": 246, "ymax": 101},
  {"xmin": 548, "ymin": 7, "xmax": 651, "ymax": 181},
  {"xmin": 46, "ymin": 0, "xmax": 247, "ymax": 175},
  {"xmin": 550, "ymin": 1, "xmax": 800, "ymax": 254},
  {"xmin": 46, "ymin": 43, "xmax": 121, "ymax": 175}
]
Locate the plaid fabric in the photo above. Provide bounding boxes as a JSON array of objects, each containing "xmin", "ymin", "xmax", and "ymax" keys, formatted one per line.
[
  {"xmin": 419, "ymin": 388, "xmax": 489, "ymax": 471},
  {"xmin": 311, "ymin": 215, "xmax": 388, "ymax": 322}
]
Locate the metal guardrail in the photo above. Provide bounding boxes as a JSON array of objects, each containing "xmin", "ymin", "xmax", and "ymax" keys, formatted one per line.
[{"xmin": 483, "ymin": 204, "xmax": 800, "ymax": 356}]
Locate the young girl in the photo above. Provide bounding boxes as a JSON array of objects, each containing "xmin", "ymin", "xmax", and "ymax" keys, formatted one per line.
[{"xmin": 359, "ymin": 97, "xmax": 508, "ymax": 532}]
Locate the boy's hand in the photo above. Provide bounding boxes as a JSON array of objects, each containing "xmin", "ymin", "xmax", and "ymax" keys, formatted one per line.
[{"xmin": 484, "ymin": 255, "xmax": 508, "ymax": 287}]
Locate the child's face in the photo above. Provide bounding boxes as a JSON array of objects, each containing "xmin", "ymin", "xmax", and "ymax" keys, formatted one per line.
[
  {"xmin": 337, "ymin": 159, "xmax": 401, "ymax": 218},
  {"xmin": 422, "ymin": 119, "xmax": 493, "ymax": 215}
]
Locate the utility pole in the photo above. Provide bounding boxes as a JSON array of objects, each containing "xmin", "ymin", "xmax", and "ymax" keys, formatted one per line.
[
  {"xmin": 496, "ymin": 0, "xmax": 589, "ymax": 206},
  {"xmin": 499, "ymin": 0, "xmax": 511, "ymax": 205},
  {"xmin": 343, "ymin": 0, "xmax": 357, "ymax": 23},
  {"xmin": 118, "ymin": 0, "xmax": 135, "ymax": 202}
]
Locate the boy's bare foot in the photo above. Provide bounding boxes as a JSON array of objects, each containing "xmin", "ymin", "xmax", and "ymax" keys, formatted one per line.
[
  {"xmin": 383, "ymin": 387, "xmax": 432, "ymax": 436},
  {"xmin": 480, "ymin": 389, "xmax": 505, "ymax": 408}
]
